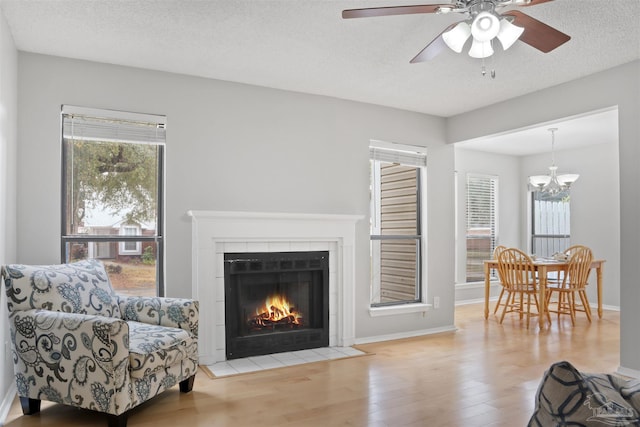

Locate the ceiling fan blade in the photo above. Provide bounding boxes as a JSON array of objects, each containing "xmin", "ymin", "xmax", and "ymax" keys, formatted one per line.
[
  {"xmin": 410, "ymin": 22, "xmax": 461, "ymax": 63},
  {"xmin": 518, "ymin": 0, "xmax": 555, "ymax": 6},
  {"xmin": 342, "ymin": 4, "xmax": 451, "ymax": 19},
  {"xmin": 502, "ymin": 10, "xmax": 570, "ymax": 53}
]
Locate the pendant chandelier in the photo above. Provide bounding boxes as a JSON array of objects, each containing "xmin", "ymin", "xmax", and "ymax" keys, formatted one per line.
[{"xmin": 528, "ymin": 128, "xmax": 579, "ymax": 195}]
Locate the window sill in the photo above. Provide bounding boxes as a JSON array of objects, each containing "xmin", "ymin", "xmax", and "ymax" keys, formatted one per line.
[{"xmin": 369, "ymin": 302, "xmax": 432, "ymax": 317}]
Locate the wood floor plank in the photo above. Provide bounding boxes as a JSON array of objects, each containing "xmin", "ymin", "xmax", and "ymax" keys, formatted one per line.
[{"xmin": 4, "ymin": 303, "xmax": 621, "ymax": 427}]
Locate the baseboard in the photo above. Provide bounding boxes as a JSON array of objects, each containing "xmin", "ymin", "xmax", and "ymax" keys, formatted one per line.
[
  {"xmin": 0, "ymin": 382, "xmax": 16, "ymax": 426},
  {"xmin": 455, "ymin": 297, "xmax": 494, "ymax": 306},
  {"xmin": 617, "ymin": 365, "xmax": 640, "ymax": 379},
  {"xmin": 354, "ymin": 325, "xmax": 457, "ymax": 345}
]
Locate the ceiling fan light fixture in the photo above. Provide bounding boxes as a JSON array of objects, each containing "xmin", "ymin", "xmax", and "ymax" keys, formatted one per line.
[
  {"xmin": 468, "ymin": 38, "xmax": 494, "ymax": 58},
  {"xmin": 497, "ymin": 18, "xmax": 525, "ymax": 50},
  {"xmin": 442, "ymin": 22, "xmax": 471, "ymax": 53},
  {"xmin": 471, "ymin": 11, "xmax": 500, "ymax": 42}
]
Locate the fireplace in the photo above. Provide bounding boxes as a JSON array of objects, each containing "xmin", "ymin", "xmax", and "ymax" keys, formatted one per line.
[
  {"xmin": 224, "ymin": 251, "xmax": 329, "ymax": 359},
  {"xmin": 187, "ymin": 210, "xmax": 361, "ymax": 364}
]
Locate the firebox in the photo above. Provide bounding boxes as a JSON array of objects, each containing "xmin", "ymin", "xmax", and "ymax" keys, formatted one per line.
[{"xmin": 224, "ymin": 251, "xmax": 329, "ymax": 360}]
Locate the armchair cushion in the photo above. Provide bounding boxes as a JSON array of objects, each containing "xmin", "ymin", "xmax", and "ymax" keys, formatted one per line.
[
  {"xmin": 3, "ymin": 259, "xmax": 120, "ymax": 318},
  {"xmin": 127, "ymin": 321, "xmax": 197, "ymax": 379}
]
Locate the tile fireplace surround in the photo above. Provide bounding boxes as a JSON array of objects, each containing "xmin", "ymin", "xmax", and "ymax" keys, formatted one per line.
[{"xmin": 188, "ymin": 210, "xmax": 363, "ymax": 365}]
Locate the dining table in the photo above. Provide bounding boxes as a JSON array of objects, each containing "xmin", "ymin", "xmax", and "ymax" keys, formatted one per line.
[{"xmin": 483, "ymin": 257, "xmax": 606, "ymax": 329}]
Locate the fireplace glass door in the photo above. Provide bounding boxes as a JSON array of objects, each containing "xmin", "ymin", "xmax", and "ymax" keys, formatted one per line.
[{"xmin": 224, "ymin": 251, "xmax": 329, "ymax": 359}]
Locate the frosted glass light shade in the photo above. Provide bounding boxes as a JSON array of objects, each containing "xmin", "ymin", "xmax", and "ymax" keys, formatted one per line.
[
  {"xmin": 529, "ymin": 175, "xmax": 552, "ymax": 187},
  {"xmin": 497, "ymin": 18, "xmax": 524, "ymax": 50},
  {"xmin": 442, "ymin": 22, "xmax": 471, "ymax": 53},
  {"xmin": 558, "ymin": 174, "xmax": 580, "ymax": 185},
  {"xmin": 469, "ymin": 38, "xmax": 494, "ymax": 58},
  {"xmin": 471, "ymin": 12, "xmax": 500, "ymax": 42}
]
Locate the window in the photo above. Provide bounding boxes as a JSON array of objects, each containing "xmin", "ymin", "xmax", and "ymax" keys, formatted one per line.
[
  {"xmin": 370, "ymin": 145, "xmax": 426, "ymax": 306},
  {"xmin": 465, "ymin": 174, "xmax": 498, "ymax": 282},
  {"xmin": 61, "ymin": 106, "xmax": 165, "ymax": 296},
  {"xmin": 119, "ymin": 225, "xmax": 141, "ymax": 254},
  {"xmin": 531, "ymin": 191, "xmax": 570, "ymax": 257}
]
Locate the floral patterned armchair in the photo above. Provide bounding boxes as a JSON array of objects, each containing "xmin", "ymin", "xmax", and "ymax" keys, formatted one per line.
[{"xmin": 1, "ymin": 259, "xmax": 199, "ymax": 427}]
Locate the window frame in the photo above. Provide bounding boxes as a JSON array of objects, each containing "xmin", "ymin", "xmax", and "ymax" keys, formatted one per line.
[
  {"xmin": 369, "ymin": 144, "xmax": 426, "ymax": 308},
  {"xmin": 60, "ymin": 105, "xmax": 166, "ymax": 296},
  {"xmin": 530, "ymin": 190, "xmax": 571, "ymax": 257}
]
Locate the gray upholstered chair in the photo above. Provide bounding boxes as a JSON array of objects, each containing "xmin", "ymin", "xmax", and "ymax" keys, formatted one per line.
[{"xmin": 2, "ymin": 259, "xmax": 199, "ymax": 427}]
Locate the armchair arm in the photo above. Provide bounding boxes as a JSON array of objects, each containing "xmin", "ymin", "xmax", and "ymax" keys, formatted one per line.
[
  {"xmin": 117, "ymin": 296, "xmax": 199, "ymax": 338},
  {"xmin": 8, "ymin": 309, "xmax": 131, "ymax": 414}
]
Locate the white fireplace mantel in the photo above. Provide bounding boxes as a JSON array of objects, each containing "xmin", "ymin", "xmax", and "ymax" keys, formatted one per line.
[{"xmin": 187, "ymin": 210, "xmax": 363, "ymax": 364}]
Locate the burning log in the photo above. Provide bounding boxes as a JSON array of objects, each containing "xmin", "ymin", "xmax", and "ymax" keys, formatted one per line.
[{"xmin": 247, "ymin": 293, "xmax": 303, "ymax": 331}]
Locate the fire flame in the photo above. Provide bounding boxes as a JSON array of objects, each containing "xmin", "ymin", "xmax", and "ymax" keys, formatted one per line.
[{"xmin": 252, "ymin": 294, "xmax": 302, "ymax": 327}]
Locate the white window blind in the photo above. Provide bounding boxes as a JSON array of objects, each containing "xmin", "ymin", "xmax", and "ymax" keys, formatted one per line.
[
  {"xmin": 465, "ymin": 174, "xmax": 498, "ymax": 282},
  {"xmin": 62, "ymin": 105, "xmax": 166, "ymax": 145},
  {"xmin": 369, "ymin": 146, "xmax": 426, "ymax": 167}
]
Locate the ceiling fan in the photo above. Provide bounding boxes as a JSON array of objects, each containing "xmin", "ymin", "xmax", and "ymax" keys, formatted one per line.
[{"xmin": 342, "ymin": 0, "xmax": 570, "ymax": 63}]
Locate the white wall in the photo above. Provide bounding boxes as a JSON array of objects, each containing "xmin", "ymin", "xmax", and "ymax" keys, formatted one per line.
[
  {"xmin": 522, "ymin": 141, "xmax": 620, "ymax": 307},
  {"xmin": 16, "ymin": 53, "xmax": 455, "ymax": 343},
  {"xmin": 447, "ymin": 60, "xmax": 640, "ymax": 373},
  {"xmin": 453, "ymin": 148, "xmax": 520, "ymax": 302},
  {"xmin": 0, "ymin": 7, "xmax": 18, "ymax": 422}
]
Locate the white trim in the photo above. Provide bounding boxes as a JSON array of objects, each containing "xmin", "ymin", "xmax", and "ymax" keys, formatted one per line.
[
  {"xmin": 369, "ymin": 303, "xmax": 432, "ymax": 317},
  {"xmin": 455, "ymin": 281, "xmax": 498, "ymax": 290},
  {"xmin": 0, "ymin": 382, "xmax": 16, "ymax": 425},
  {"xmin": 355, "ymin": 325, "xmax": 457, "ymax": 345},
  {"xmin": 616, "ymin": 366, "xmax": 640, "ymax": 379},
  {"xmin": 456, "ymin": 297, "xmax": 495, "ymax": 306}
]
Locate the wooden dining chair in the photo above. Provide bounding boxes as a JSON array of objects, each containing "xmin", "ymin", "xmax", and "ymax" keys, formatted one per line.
[
  {"xmin": 547, "ymin": 244, "xmax": 591, "ymax": 285},
  {"xmin": 496, "ymin": 248, "xmax": 547, "ymax": 328},
  {"xmin": 492, "ymin": 245, "xmax": 509, "ymax": 314},
  {"xmin": 545, "ymin": 246, "xmax": 593, "ymax": 325},
  {"xmin": 564, "ymin": 244, "xmax": 590, "ymax": 257}
]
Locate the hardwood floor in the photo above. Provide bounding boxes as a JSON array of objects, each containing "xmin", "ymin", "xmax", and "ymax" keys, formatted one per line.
[{"xmin": 5, "ymin": 303, "xmax": 621, "ymax": 427}]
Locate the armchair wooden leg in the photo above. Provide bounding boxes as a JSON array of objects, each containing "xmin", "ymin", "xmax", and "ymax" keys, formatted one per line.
[
  {"xmin": 107, "ymin": 412, "xmax": 128, "ymax": 427},
  {"xmin": 179, "ymin": 374, "xmax": 196, "ymax": 393},
  {"xmin": 19, "ymin": 397, "xmax": 41, "ymax": 415}
]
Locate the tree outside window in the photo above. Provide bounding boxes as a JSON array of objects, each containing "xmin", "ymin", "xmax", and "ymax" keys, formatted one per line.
[{"xmin": 61, "ymin": 107, "xmax": 165, "ymax": 296}]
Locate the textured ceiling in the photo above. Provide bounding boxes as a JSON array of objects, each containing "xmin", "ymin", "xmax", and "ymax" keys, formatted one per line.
[
  {"xmin": 1, "ymin": 0, "xmax": 638, "ymax": 118},
  {"xmin": 0, "ymin": 0, "xmax": 637, "ymax": 154}
]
